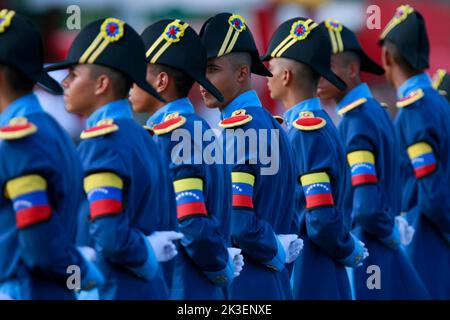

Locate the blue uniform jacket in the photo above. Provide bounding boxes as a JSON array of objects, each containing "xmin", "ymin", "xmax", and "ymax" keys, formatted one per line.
[
  {"xmin": 0, "ymin": 93, "xmax": 102, "ymax": 299},
  {"xmin": 219, "ymin": 90, "xmax": 297, "ymax": 300},
  {"xmin": 337, "ymin": 83, "xmax": 429, "ymax": 299},
  {"xmin": 147, "ymin": 98, "xmax": 233, "ymax": 300},
  {"xmin": 284, "ymin": 97, "xmax": 357, "ymax": 300},
  {"xmin": 78, "ymin": 99, "xmax": 176, "ymax": 300},
  {"xmin": 394, "ymin": 73, "xmax": 450, "ymax": 299}
]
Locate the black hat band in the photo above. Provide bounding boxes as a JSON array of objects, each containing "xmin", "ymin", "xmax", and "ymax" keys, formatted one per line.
[
  {"xmin": 146, "ymin": 20, "xmax": 189, "ymax": 63},
  {"xmin": 270, "ymin": 19, "xmax": 318, "ymax": 58},
  {"xmin": 79, "ymin": 18, "xmax": 125, "ymax": 64},
  {"xmin": 0, "ymin": 9, "xmax": 15, "ymax": 33},
  {"xmin": 380, "ymin": 5, "xmax": 414, "ymax": 41},
  {"xmin": 217, "ymin": 14, "xmax": 246, "ymax": 57},
  {"xmin": 324, "ymin": 19, "xmax": 344, "ymax": 54}
]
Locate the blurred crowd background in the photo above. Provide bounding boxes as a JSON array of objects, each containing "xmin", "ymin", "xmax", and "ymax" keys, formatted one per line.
[{"xmin": 1, "ymin": 0, "xmax": 449, "ymax": 142}]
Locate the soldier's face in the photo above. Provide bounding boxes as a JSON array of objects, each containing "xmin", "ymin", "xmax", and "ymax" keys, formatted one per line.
[
  {"xmin": 317, "ymin": 55, "xmax": 346, "ymax": 101},
  {"xmin": 62, "ymin": 64, "xmax": 97, "ymax": 115},
  {"xmin": 202, "ymin": 56, "xmax": 239, "ymax": 109},
  {"xmin": 129, "ymin": 64, "xmax": 160, "ymax": 115},
  {"xmin": 266, "ymin": 58, "xmax": 286, "ymax": 101}
]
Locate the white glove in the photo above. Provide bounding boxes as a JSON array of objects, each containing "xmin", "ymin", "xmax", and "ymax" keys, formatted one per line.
[
  {"xmin": 395, "ymin": 216, "xmax": 415, "ymax": 246},
  {"xmin": 227, "ymin": 247, "xmax": 244, "ymax": 277},
  {"xmin": 77, "ymin": 246, "xmax": 97, "ymax": 262},
  {"xmin": 277, "ymin": 234, "xmax": 304, "ymax": 264},
  {"xmin": 147, "ymin": 231, "xmax": 184, "ymax": 262},
  {"xmin": 357, "ymin": 240, "xmax": 370, "ymax": 267},
  {"xmin": 0, "ymin": 293, "xmax": 13, "ymax": 300}
]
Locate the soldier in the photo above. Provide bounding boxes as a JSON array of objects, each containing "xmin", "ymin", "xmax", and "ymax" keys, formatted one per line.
[
  {"xmin": 0, "ymin": 10, "xmax": 103, "ymax": 299},
  {"xmin": 379, "ymin": 5, "xmax": 450, "ymax": 299},
  {"xmin": 46, "ymin": 18, "xmax": 182, "ymax": 299},
  {"xmin": 199, "ymin": 13, "xmax": 303, "ymax": 299},
  {"xmin": 130, "ymin": 19, "xmax": 244, "ymax": 299},
  {"xmin": 432, "ymin": 69, "xmax": 450, "ymax": 103},
  {"xmin": 262, "ymin": 17, "xmax": 369, "ymax": 299},
  {"xmin": 317, "ymin": 18, "xmax": 429, "ymax": 299}
]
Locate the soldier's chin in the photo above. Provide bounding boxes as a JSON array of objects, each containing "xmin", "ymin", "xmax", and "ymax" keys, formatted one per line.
[
  {"xmin": 317, "ymin": 87, "xmax": 332, "ymax": 100},
  {"xmin": 202, "ymin": 95, "xmax": 221, "ymax": 109}
]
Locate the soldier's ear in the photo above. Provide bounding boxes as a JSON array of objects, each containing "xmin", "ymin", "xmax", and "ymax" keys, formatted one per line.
[
  {"xmin": 94, "ymin": 74, "xmax": 112, "ymax": 96},
  {"xmin": 282, "ymin": 68, "xmax": 291, "ymax": 87},
  {"xmin": 156, "ymin": 71, "xmax": 170, "ymax": 93},
  {"xmin": 381, "ymin": 46, "xmax": 392, "ymax": 69},
  {"xmin": 237, "ymin": 64, "xmax": 251, "ymax": 83}
]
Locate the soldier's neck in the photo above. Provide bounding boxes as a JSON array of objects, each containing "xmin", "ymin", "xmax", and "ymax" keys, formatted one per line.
[
  {"xmin": 283, "ymin": 88, "xmax": 315, "ymax": 110},
  {"xmin": 0, "ymin": 89, "xmax": 31, "ymax": 113},
  {"xmin": 392, "ymin": 67, "xmax": 421, "ymax": 91}
]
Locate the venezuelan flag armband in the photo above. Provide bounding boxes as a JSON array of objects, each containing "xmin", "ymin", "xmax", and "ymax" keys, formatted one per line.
[
  {"xmin": 173, "ymin": 177, "xmax": 208, "ymax": 220},
  {"xmin": 347, "ymin": 150, "xmax": 378, "ymax": 186},
  {"xmin": 5, "ymin": 174, "xmax": 52, "ymax": 229},
  {"xmin": 407, "ymin": 142, "xmax": 437, "ymax": 179},
  {"xmin": 231, "ymin": 171, "xmax": 255, "ymax": 210},
  {"xmin": 84, "ymin": 172, "xmax": 124, "ymax": 220},
  {"xmin": 300, "ymin": 172, "xmax": 334, "ymax": 209}
]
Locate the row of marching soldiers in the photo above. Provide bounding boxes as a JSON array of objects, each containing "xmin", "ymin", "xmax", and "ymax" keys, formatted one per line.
[{"xmin": 0, "ymin": 5, "xmax": 449, "ymax": 300}]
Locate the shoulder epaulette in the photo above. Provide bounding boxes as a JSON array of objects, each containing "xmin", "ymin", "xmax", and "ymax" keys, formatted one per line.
[
  {"xmin": 153, "ymin": 112, "xmax": 186, "ymax": 135},
  {"xmin": 273, "ymin": 115, "xmax": 284, "ymax": 125},
  {"xmin": 338, "ymin": 98, "xmax": 367, "ymax": 116},
  {"xmin": 0, "ymin": 117, "xmax": 37, "ymax": 140},
  {"xmin": 293, "ymin": 111, "xmax": 326, "ymax": 131},
  {"xmin": 80, "ymin": 119, "xmax": 118, "ymax": 139},
  {"xmin": 143, "ymin": 125, "xmax": 154, "ymax": 136},
  {"xmin": 396, "ymin": 89, "xmax": 424, "ymax": 108},
  {"xmin": 219, "ymin": 109, "xmax": 252, "ymax": 128}
]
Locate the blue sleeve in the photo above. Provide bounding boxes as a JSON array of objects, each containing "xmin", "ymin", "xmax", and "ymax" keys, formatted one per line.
[
  {"xmin": 230, "ymin": 164, "xmax": 284, "ymax": 272},
  {"xmin": 79, "ymin": 139, "xmax": 159, "ymax": 281},
  {"xmin": 170, "ymin": 158, "xmax": 233, "ymax": 287},
  {"xmin": 294, "ymin": 129, "xmax": 355, "ymax": 261},
  {"xmin": 397, "ymin": 106, "xmax": 450, "ymax": 238},
  {"xmin": 342, "ymin": 121, "xmax": 397, "ymax": 247},
  {"xmin": 2, "ymin": 141, "xmax": 102, "ymax": 289}
]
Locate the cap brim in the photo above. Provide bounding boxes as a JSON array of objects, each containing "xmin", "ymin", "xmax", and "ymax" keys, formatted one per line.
[
  {"xmin": 135, "ymin": 79, "xmax": 165, "ymax": 103},
  {"xmin": 358, "ymin": 50, "xmax": 385, "ymax": 75},
  {"xmin": 35, "ymin": 71, "xmax": 63, "ymax": 95},
  {"xmin": 315, "ymin": 66, "xmax": 347, "ymax": 90},
  {"xmin": 251, "ymin": 52, "xmax": 272, "ymax": 77},
  {"xmin": 44, "ymin": 59, "xmax": 77, "ymax": 72},
  {"xmin": 195, "ymin": 75, "xmax": 224, "ymax": 102}
]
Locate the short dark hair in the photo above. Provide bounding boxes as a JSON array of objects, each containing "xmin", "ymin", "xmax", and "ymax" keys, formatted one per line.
[
  {"xmin": 384, "ymin": 40, "xmax": 421, "ymax": 73},
  {"xmin": 291, "ymin": 60, "xmax": 320, "ymax": 89},
  {"xmin": 87, "ymin": 64, "xmax": 133, "ymax": 99},
  {"xmin": 339, "ymin": 51, "xmax": 361, "ymax": 69},
  {"xmin": 0, "ymin": 64, "xmax": 35, "ymax": 93},
  {"xmin": 149, "ymin": 64, "xmax": 194, "ymax": 98}
]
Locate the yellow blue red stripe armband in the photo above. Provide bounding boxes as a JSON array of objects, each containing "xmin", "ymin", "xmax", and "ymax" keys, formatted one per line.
[
  {"xmin": 231, "ymin": 172, "xmax": 255, "ymax": 210},
  {"xmin": 5, "ymin": 175, "xmax": 52, "ymax": 229},
  {"xmin": 300, "ymin": 172, "xmax": 334, "ymax": 209},
  {"xmin": 173, "ymin": 177, "xmax": 208, "ymax": 220},
  {"xmin": 84, "ymin": 172, "xmax": 124, "ymax": 220},
  {"xmin": 347, "ymin": 150, "xmax": 378, "ymax": 186},
  {"xmin": 407, "ymin": 142, "xmax": 437, "ymax": 178}
]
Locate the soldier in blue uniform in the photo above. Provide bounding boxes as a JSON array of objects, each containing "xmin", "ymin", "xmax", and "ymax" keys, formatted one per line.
[
  {"xmin": 261, "ymin": 17, "xmax": 369, "ymax": 299},
  {"xmin": 379, "ymin": 5, "xmax": 450, "ymax": 299},
  {"xmin": 129, "ymin": 19, "xmax": 244, "ymax": 300},
  {"xmin": 317, "ymin": 18, "xmax": 429, "ymax": 299},
  {"xmin": 199, "ymin": 13, "xmax": 303, "ymax": 300},
  {"xmin": 46, "ymin": 18, "xmax": 182, "ymax": 299},
  {"xmin": 0, "ymin": 10, "xmax": 103, "ymax": 299},
  {"xmin": 432, "ymin": 69, "xmax": 450, "ymax": 103}
]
